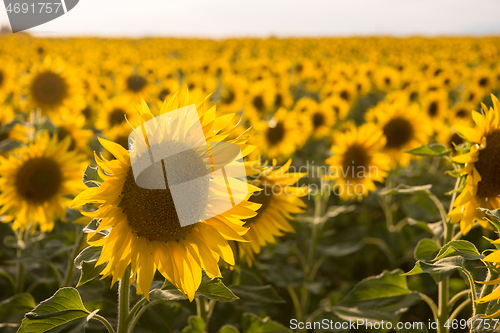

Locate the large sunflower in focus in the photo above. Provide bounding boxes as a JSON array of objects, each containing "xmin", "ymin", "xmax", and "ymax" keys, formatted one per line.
[
  {"xmin": 448, "ymin": 95, "xmax": 500, "ymax": 234},
  {"xmin": 23, "ymin": 57, "xmax": 83, "ymax": 115},
  {"xmin": 0, "ymin": 132, "xmax": 86, "ymax": 233},
  {"xmin": 239, "ymin": 159, "xmax": 307, "ymax": 266},
  {"xmin": 70, "ymin": 88, "xmax": 261, "ymax": 300},
  {"xmin": 326, "ymin": 123, "xmax": 390, "ymax": 201}
]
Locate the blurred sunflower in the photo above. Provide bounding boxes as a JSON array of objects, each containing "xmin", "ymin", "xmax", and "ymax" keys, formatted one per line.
[
  {"xmin": 0, "ymin": 60, "xmax": 15, "ymax": 102},
  {"xmin": 97, "ymin": 96, "xmax": 136, "ymax": 131},
  {"xmin": 306, "ymin": 103, "xmax": 335, "ymax": 140},
  {"xmin": 23, "ymin": 57, "xmax": 84, "ymax": 115},
  {"xmin": 51, "ymin": 110, "xmax": 94, "ymax": 155},
  {"xmin": 322, "ymin": 96, "xmax": 350, "ymax": 120},
  {"xmin": 0, "ymin": 131, "xmax": 86, "ymax": 233},
  {"xmin": 326, "ymin": 123, "xmax": 390, "ymax": 201},
  {"xmin": 70, "ymin": 88, "xmax": 261, "ymax": 300},
  {"xmin": 118, "ymin": 69, "xmax": 152, "ymax": 99},
  {"xmin": 448, "ymin": 95, "xmax": 500, "ymax": 234},
  {"xmin": 422, "ymin": 91, "xmax": 448, "ymax": 126},
  {"xmin": 254, "ymin": 108, "xmax": 300, "ymax": 161},
  {"xmin": 366, "ymin": 102, "xmax": 432, "ymax": 167},
  {"xmin": 239, "ymin": 159, "xmax": 307, "ymax": 266}
]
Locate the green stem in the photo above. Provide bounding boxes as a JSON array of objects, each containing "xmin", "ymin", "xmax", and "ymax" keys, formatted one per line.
[
  {"xmin": 476, "ymin": 269, "xmax": 500, "ymax": 315},
  {"xmin": 92, "ymin": 314, "xmax": 116, "ymax": 333},
  {"xmin": 63, "ymin": 225, "xmax": 83, "ymax": 287},
  {"xmin": 117, "ymin": 266, "xmax": 131, "ymax": 333},
  {"xmin": 448, "ymin": 289, "xmax": 471, "ymax": 308},
  {"xmin": 15, "ymin": 229, "xmax": 26, "ymax": 294},
  {"xmin": 196, "ymin": 296, "xmax": 208, "ymax": 323},
  {"xmin": 126, "ymin": 298, "xmax": 148, "ymax": 324},
  {"xmin": 286, "ymin": 285, "xmax": 302, "ymax": 322},
  {"xmin": 418, "ymin": 292, "xmax": 438, "ymax": 321},
  {"xmin": 449, "ymin": 299, "xmax": 471, "ymax": 322},
  {"xmin": 127, "ymin": 300, "xmax": 166, "ymax": 333}
]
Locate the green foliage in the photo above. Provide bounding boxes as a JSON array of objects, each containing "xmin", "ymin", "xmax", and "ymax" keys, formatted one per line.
[
  {"xmin": 82, "ymin": 165, "xmax": 103, "ymax": 188},
  {"xmin": 405, "ymin": 143, "xmax": 450, "ymax": 157},
  {"xmin": 0, "ymin": 293, "xmax": 35, "ymax": 322},
  {"xmin": 327, "ymin": 270, "xmax": 421, "ymax": 323},
  {"xmin": 18, "ymin": 288, "xmax": 96, "ymax": 333},
  {"xmin": 241, "ymin": 312, "xmax": 291, "ymax": 333}
]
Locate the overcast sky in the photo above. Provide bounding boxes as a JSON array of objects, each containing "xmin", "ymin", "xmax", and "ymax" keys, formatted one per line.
[{"xmin": 1, "ymin": 0, "xmax": 499, "ymax": 37}]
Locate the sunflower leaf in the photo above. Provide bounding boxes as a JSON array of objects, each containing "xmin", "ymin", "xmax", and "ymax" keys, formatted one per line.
[
  {"xmin": 0, "ymin": 293, "xmax": 35, "ymax": 322},
  {"xmin": 182, "ymin": 316, "xmax": 205, "ymax": 333},
  {"xmin": 403, "ymin": 257, "xmax": 464, "ymax": 282},
  {"xmin": 432, "ymin": 240, "xmax": 483, "ymax": 261},
  {"xmin": 480, "ymin": 209, "xmax": 500, "ymax": 233},
  {"xmin": 405, "ymin": 143, "xmax": 450, "ymax": 157},
  {"xmin": 77, "ymin": 261, "xmax": 106, "ymax": 287},
  {"xmin": 327, "ymin": 269, "xmax": 421, "ymax": 323},
  {"xmin": 18, "ymin": 287, "xmax": 96, "ymax": 333},
  {"xmin": 241, "ymin": 312, "xmax": 291, "ymax": 333},
  {"xmin": 218, "ymin": 325, "xmax": 239, "ymax": 333},
  {"xmin": 230, "ymin": 285, "xmax": 285, "ymax": 303},
  {"xmin": 74, "ymin": 246, "xmax": 103, "ymax": 269},
  {"xmin": 156, "ymin": 276, "xmax": 238, "ymax": 302},
  {"xmin": 379, "ymin": 184, "xmax": 432, "ymax": 196},
  {"xmin": 414, "ymin": 238, "xmax": 440, "ymax": 261},
  {"xmin": 83, "ymin": 165, "xmax": 103, "ymax": 188}
]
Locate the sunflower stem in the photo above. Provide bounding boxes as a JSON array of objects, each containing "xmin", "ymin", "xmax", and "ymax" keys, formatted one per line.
[
  {"xmin": 196, "ymin": 296, "xmax": 209, "ymax": 323},
  {"xmin": 15, "ymin": 229, "xmax": 26, "ymax": 294},
  {"xmin": 63, "ymin": 224, "xmax": 83, "ymax": 287},
  {"xmin": 92, "ymin": 314, "xmax": 116, "ymax": 333},
  {"xmin": 117, "ymin": 266, "xmax": 131, "ymax": 333}
]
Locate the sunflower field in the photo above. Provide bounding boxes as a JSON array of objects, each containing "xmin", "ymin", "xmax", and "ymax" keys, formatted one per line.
[{"xmin": 1, "ymin": 35, "xmax": 500, "ymax": 333}]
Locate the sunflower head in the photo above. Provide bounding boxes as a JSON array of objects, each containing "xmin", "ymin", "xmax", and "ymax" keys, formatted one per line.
[{"xmin": 449, "ymin": 94, "xmax": 500, "ymax": 234}]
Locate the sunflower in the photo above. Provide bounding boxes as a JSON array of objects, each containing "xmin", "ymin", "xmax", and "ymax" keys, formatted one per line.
[
  {"xmin": 326, "ymin": 123, "xmax": 390, "ymax": 201},
  {"xmin": 70, "ymin": 88, "xmax": 261, "ymax": 300},
  {"xmin": 253, "ymin": 108, "xmax": 301, "ymax": 161},
  {"xmin": 51, "ymin": 110, "xmax": 94, "ymax": 155},
  {"xmin": 22, "ymin": 57, "xmax": 84, "ymax": 115},
  {"xmin": 476, "ymin": 238, "xmax": 500, "ymax": 317},
  {"xmin": 373, "ymin": 67, "xmax": 401, "ymax": 92},
  {"xmin": 117, "ymin": 69, "xmax": 152, "ymax": 99},
  {"xmin": 0, "ymin": 104, "xmax": 15, "ymax": 145},
  {"xmin": 238, "ymin": 159, "xmax": 307, "ymax": 266},
  {"xmin": 321, "ymin": 96, "xmax": 350, "ymax": 120},
  {"xmin": 448, "ymin": 95, "xmax": 500, "ymax": 234},
  {"xmin": 153, "ymin": 79, "xmax": 180, "ymax": 102},
  {"xmin": 365, "ymin": 101, "xmax": 432, "ymax": 167},
  {"xmin": 448, "ymin": 102, "xmax": 476, "ymax": 125},
  {"xmin": 0, "ymin": 131, "xmax": 86, "ymax": 233},
  {"xmin": 244, "ymin": 81, "xmax": 275, "ymax": 123},
  {"xmin": 96, "ymin": 96, "xmax": 137, "ymax": 131},
  {"xmin": 0, "ymin": 60, "xmax": 15, "ymax": 102},
  {"xmin": 217, "ymin": 76, "xmax": 247, "ymax": 114},
  {"xmin": 306, "ymin": 102, "xmax": 335, "ymax": 140},
  {"xmin": 422, "ymin": 91, "xmax": 448, "ymax": 127}
]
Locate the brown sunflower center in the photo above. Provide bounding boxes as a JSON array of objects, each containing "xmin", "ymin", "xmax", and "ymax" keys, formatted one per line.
[
  {"xmin": 56, "ymin": 127, "xmax": 76, "ymax": 151},
  {"xmin": 428, "ymin": 101, "xmax": 438, "ymax": 117},
  {"xmin": 383, "ymin": 117, "xmax": 414, "ymax": 149},
  {"xmin": 479, "ymin": 77, "xmax": 489, "ymax": 87},
  {"xmin": 126, "ymin": 75, "xmax": 147, "ymax": 92},
  {"xmin": 108, "ymin": 108, "xmax": 126, "ymax": 127},
  {"xmin": 475, "ymin": 130, "xmax": 500, "ymax": 199},
  {"xmin": 15, "ymin": 157, "xmax": 62, "ymax": 203},
  {"xmin": 340, "ymin": 90, "xmax": 350, "ymax": 101},
  {"xmin": 0, "ymin": 71, "xmax": 4, "ymax": 86},
  {"xmin": 266, "ymin": 122, "xmax": 285, "ymax": 146},
  {"xmin": 222, "ymin": 89, "xmax": 235, "ymax": 104},
  {"xmin": 449, "ymin": 133, "xmax": 463, "ymax": 149},
  {"xmin": 252, "ymin": 95, "xmax": 265, "ymax": 112},
  {"xmin": 274, "ymin": 93, "xmax": 283, "ymax": 108},
  {"xmin": 312, "ymin": 112, "xmax": 325, "ymax": 129},
  {"xmin": 341, "ymin": 144, "xmax": 370, "ymax": 180},
  {"xmin": 121, "ymin": 148, "xmax": 209, "ymax": 242},
  {"xmin": 456, "ymin": 108, "xmax": 468, "ymax": 118},
  {"xmin": 31, "ymin": 71, "xmax": 67, "ymax": 105},
  {"xmin": 82, "ymin": 106, "xmax": 92, "ymax": 119},
  {"xmin": 158, "ymin": 88, "xmax": 170, "ymax": 101},
  {"xmin": 115, "ymin": 135, "xmax": 129, "ymax": 150}
]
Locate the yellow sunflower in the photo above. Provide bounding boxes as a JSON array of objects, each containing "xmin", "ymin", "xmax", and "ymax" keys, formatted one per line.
[
  {"xmin": 96, "ymin": 96, "xmax": 137, "ymax": 131},
  {"xmin": 253, "ymin": 108, "xmax": 301, "ymax": 161},
  {"xmin": 0, "ymin": 60, "xmax": 16, "ymax": 102},
  {"xmin": 0, "ymin": 131, "xmax": 86, "ymax": 233},
  {"xmin": 448, "ymin": 94, "xmax": 500, "ymax": 234},
  {"xmin": 326, "ymin": 123, "xmax": 390, "ymax": 201},
  {"xmin": 117, "ymin": 68, "xmax": 153, "ymax": 99},
  {"xmin": 306, "ymin": 102, "xmax": 335, "ymax": 140},
  {"xmin": 70, "ymin": 88, "xmax": 261, "ymax": 301},
  {"xmin": 22, "ymin": 57, "xmax": 84, "ymax": 115},
  {"xmin": 51, "ymin": 110, "xmax": 94, "ymax": 156},
  {"xmin": 366, "ymin": 101, "xmax": 432, "ymax": 167},
  {"xmin": 239, "ymin": 159, "xmax": 307, "ymax": 266}
]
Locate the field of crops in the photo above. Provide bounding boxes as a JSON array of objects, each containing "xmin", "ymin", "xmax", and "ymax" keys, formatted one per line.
[{"xmin": 1, "ymin": 36, "xmax": 500, "ymax": 333}]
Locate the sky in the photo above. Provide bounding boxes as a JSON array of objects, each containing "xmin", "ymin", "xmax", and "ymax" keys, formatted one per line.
[{"xmin": 1, "ymin": 0, "xmax": 500, "ymax": 37}]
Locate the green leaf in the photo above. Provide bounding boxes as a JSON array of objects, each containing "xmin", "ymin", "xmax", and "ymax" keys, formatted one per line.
[
  {"xmin": 414, "ymin": 239, "xmax": 440, "ymax": 261},
  {"xmin": 74, "ymin": 246, "xmax": 102, "ymax": 269},
  {"xmin": 182, "ymin": 316, "xmax": 205, "ymax": 333},
  {"xmin": 317, "ymin": 241, "xmax": 364, "ymax": 257},
  {"xmin": 0, "ymin": 293, "xmax": 35, "ymax": 322},
  {"xmin": 405, "ymin": 143, "xmax": 450, "ymax": 157},
  {"xmin": 403, "ymin": 257, "xmax": 464, "ymax": 282},
  {"xmin": 76, "ymin": 261, "xmax": 106, "ymax": 287},
  {"xmin": 379, "ymin": 184, "xmax": 432, "ymax": 196},
  {"xmin": 329, "ymin": 270, "xmax": 421, "ymax": 323},
  {"xmin": 152, "ymin": 276, "xmax": 238, "ymax": 302},
  {"xmin": 433, "ymin": 240, "xmax": 484, "ymax": 261},
  {"xmin": 18, "ymin": 287, "xmax": 96, "ymax": 333},
  {"xmin": 219, "ymin": 325, "xmax": 239, "ymax": 333},
  {"xmin": 242, "ymin": 312, "xmax": 291, "ymax": 333},
  {"xmin": 230, "ymin": 285, "xmax": 285, "ymax": 303},
  {"xmin": 83, "ymin": 165, "xmax": 103, "ymax": 188},
  {"xmin": 480, "ymin": 208, "xmax": 500, "ymax": 233}
]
